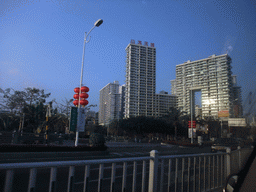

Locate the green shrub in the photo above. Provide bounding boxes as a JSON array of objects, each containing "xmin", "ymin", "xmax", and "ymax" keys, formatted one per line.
[{"xmin": 89, "ymin": 133, "xmax": 105, "ymax": 147}]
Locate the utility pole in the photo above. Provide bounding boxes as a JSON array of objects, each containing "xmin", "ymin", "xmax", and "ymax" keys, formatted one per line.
[{"xmin": 45, "ymin": 104, "xmax": 51, "ymax": 144}]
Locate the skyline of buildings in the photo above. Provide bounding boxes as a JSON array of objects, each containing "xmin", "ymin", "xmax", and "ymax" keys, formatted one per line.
[
  {"xmin": 98, "ymin": 41, "xmax": 244, "ymax": 123},
  {"xmin": 99, "ymin": 40, "xmax": 178, "ymax": 122}
]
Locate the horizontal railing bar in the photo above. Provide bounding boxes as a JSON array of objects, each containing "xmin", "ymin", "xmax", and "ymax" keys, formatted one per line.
[
  {"xmin": 0, "ymin": 151, "xmax": 229, "ymax": 170},
  {"xmin": 90, "ymin": 164, "xmax": 138, "ymax": 170},
  {"xmin": 82, "ymin": 172, "xmax": 147, "ymax": 183},
  {"xmin": 0, "ymin": 156, "xmax": 152, "ymax": 169},
  {"xmin": 160, "ymin": 152, "xmax": 225, "ymax": 160}
]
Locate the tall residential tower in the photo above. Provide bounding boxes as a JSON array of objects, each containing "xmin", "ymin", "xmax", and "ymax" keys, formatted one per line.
[
  {"xmin": 175, "ymin": 54, "xmax": 242, "ymax": 119},
  {"xmin": 125, "ymin": 40, "xmax": 156, "ymax": 118}
]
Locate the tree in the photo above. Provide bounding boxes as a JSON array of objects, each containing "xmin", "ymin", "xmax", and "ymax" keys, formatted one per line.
[
  {"xmin": 0, "ymin": 112, "xmax": 20, "ymax": 131},
  {"xmin": 161, "ymin": 107, "xmax": 189, "ymax": 139},
  {"xmin": 108, "ymin": 120, "xmax": 119, "ymax": 136},
  {"xmin": 116, "ymin": 116, "xmax": 172, "ymax": 139},
  {"xmin": 54, "ymin": 98, "xmax": 73, "ymax": 118},
  {"xmin": 1, "ymin": 87, "xmax": 51, "ymax": 133},
  {"xmin": 3, "ymin": 87, "xmax": 50, "ymax": 114}
]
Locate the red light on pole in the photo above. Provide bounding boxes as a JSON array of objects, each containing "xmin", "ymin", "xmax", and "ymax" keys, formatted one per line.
[
  {"xmin": 73, "ymin": 94, "xmax": 79, "ymax": 100},
  {"xmin": 74, "ymin": 87, "xmax": 80, "ymax": 93},
  {"xmin": 188, "ymin": 121, "xmax": 196, "ymax": 128},
  {"xmin": 80, "ymin": 100, "xmax": 89, "ymax": 106},
  {"xmin": 73, "ymin": 86, "xmax": 89, "ymax": 107},
  {"xmin": 80, "ymin": 93, "xmax": 89, "ymax": 99},
  {"xmin": 193, "ymin": 121, "xmax": 196, "ymax": 128},
  {"xmin": 81, "ymin": 86, "xmax": 89, "ymax": 92},
  {"xmin": 73, "ymin": 100, "xmax": 79, "ymax": 106}
]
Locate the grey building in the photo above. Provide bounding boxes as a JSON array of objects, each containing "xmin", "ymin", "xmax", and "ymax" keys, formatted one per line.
[
  {"xmin": 125, "ymin": 40, "xmax": 156, "ymax": 118},
  {"xmin": 99, "ymin": 81, "xmax": 125, "ymax": 125}
]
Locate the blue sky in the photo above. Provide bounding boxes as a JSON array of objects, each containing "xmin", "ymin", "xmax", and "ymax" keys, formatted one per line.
[{"xmin": 1, "ymin": 0, "xmax": 255, "ymax": 112}]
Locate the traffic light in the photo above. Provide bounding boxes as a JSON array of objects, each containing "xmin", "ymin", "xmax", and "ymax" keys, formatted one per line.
[{"xmin": 188, "ymin": 121, "xmax": 196, "ymax": 128}]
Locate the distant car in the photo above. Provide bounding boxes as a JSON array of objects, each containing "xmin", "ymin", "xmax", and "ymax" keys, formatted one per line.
[{"xmin": 211, "ymin": 138, "xmax": 241, "ymax": 152}]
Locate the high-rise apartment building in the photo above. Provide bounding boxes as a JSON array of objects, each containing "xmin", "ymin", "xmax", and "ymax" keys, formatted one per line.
[
  {"xmin": 99, "ymin": 81, "xmax": 125, "ymax": 125},
  {"xmin": 175, "ymin": 54, "xmax": 242, "ymax": 119},
  {"xmin": 125, "ymin": 40, "xmax": 156, "ymax": 118}
]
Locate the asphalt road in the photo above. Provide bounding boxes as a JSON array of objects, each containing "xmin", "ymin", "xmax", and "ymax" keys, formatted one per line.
[{"xmin": 0, "ymin": 141, "xmax": 212, "ymax": 163}]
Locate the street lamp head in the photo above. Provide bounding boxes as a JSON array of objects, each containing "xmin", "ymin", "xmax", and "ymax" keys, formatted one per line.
[{"xmin": 94, "ymin": 19, "xmax": 103, "ymax": 27}]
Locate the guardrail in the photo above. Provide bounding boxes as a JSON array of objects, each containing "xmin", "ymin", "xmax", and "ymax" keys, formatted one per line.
[{"xmin": 0, "ymin": 147, "xmax": 253, "ymax": 192}]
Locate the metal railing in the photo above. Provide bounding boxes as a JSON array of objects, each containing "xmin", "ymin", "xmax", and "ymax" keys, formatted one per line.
[{"xmin": 0, "ymin": 147, "xmax": 253, "ymax": 192}]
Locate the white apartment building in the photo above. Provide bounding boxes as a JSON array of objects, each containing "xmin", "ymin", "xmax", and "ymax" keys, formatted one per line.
[
  {"xmin": 154, "ymin": 91, "xmax": 177, "ymax": 117},
  {"xmin": 125, "ymin": 40, "xmax": 156, "ymax": 118},
  {"xmin": 99, "ymin": 81, "xmax": 125, "ymax": 125},
  {"xmin": 175, "ymin": 54, "xmax": 242, "ymax": 119},
  {"xmin": 170, "ymin": 79, "xmax": 177, "ymax": 95}
]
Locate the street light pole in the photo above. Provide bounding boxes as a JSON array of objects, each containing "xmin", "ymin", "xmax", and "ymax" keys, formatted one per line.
[{"xmin": 75, "ymin": 19, "xmax": 103, "ymax": 147}]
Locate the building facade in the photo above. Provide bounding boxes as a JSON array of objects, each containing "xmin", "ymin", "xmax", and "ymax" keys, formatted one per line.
[
  {"xmin": 175, "ymin": 54, "xmax": 241, "ymax": 119},
  {"xmin": 170, "ymin": 79, "xmax": 177, "ymax": 95},
  {"xmin": 99, "ymin": 81, "xmax": 125, "ymax": 125},
  {"xmin": 232, "ymin": 75, "xmax": 243, "ymax": 117},
  {"xmin": 154, "ymin": 91, "xmax": 177, "ymax": 117},
  {"xmin": 125, "ymin": 40, "xmax": 156, "ymax": 118}
]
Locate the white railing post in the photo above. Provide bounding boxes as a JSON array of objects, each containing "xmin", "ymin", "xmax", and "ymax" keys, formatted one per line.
[
  {"xmin": 49, "ymin": 167, "xmax": 57, "ymax": 192},
  {"xmin": 226, "ymin": 147, "xmax": 231, "ymax": 178},
  {"xmin": 98, "ymin": 164, "xmax": 104, "ymax": 192},
  {"xmin": 148, "ymin": 150, "xmax": 159, "ymax": 192},
  {"xmin": 160, "ymin": 159, "xmax": 164, "ymax": 192},
  {"xmin": 28, "ymin": 168, "xmax": 37, "ymax": 192},
  {"xmin": 83, "ymin": 165, "xmax": 90, "ymax": 192},
  {"xmin": 4, "ymin": 170, "xmax": 14, "ymax": 192},
  {"xmin": 142, "ymin": 160, "xmax": 147, "ymax": 192},
  {"xmin": 132, "ymin": 161, "xmax": 137, "ymax": 192},
  {"xmin": 122, "ymin": 162, "xmax": 127, "ymax": 192},
  {"xmin": 110, "ymin": 163, "xmax": 116, "ymax": 192},
  {"xmin": 67, "ymin": 166, "xmax": 75, "ymax": 192}
]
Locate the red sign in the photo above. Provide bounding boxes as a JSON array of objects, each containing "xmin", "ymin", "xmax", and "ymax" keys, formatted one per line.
[
  {"xmin": 130, "ymin": 39, "xmax": 135, "ymax": 44},
  {"xmin": 138, "ymin": 41, "xmax": 142, "ymax": 45},
  {"xmin": 144, "ymin": 41, "xmax": 148, "ymax": 46},
  {"xmin": 188, "ymin": 121, "xmax": 196, "ymax": 128},
  {"xmin": 150, "ymin": 43, "xmax": 154, "ymax": 47},
  {"xmin": 218, "ymin": 110, "xmax": 229, "ymax": 117}
]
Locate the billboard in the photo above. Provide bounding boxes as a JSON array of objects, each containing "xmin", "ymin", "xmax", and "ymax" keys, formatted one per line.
[
  {"xmin": 228, "ymin": 118, "xmax": 246, "ymax": 127},
  {"xmin": 218, "ymin": 110, "xmax": 229, "ymax": 117}
]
